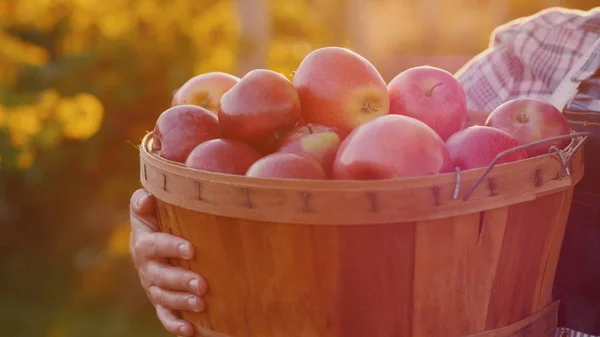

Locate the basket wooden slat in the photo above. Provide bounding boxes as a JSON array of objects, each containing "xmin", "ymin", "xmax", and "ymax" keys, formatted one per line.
[{"xmin": 153, "ymin": 190, "xmax": 572, "ymax": 337}]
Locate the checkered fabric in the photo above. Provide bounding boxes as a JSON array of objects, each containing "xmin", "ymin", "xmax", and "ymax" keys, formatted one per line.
[
  {"xmin": 555, "ymin": 327, "xmax": 597, "ymax": 337},
  {"xmin": 454, "ymin": 6, "xmax": 600, "ymax": 337},
  {"xmin": 455, "ymin": 7, "xmax": 600, "ymax": 113}
]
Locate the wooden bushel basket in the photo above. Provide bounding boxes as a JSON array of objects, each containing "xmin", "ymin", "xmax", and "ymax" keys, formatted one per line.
[{"xmin": 139, "ymin": 130, "xmax": 589, "ymax": 337}]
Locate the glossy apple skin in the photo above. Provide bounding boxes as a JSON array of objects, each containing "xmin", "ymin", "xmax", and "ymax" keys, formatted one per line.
[
  {"xmin": 153, "ymin": 105, "xmax": 220, "ymax": 163},
  {"xmin": 485, "ymin": 98, "xmax": 571, "ymax": 157},
  {"xmin": 277, "ymin": 124, "xmax": 348, "ymax": 177},
  {"xmin": 219, "ymin": 69, "xmax": 301, "ymax": 153},
  {"xmin": 246, "ymin": 152, "xmax": 328, "ymax": 180},
  {"xmin": 171, "ymin": 72, "xmax": 240, "ymax": 115},
  {"xmin": 388, "ymin": 65, "xmax": 467, "ymax": 141},
  {"xmin": 292, "ymin": 47, "xmax": 390, "ymax": 133},
  {"xmin": 332, "ymin": 114, "xmax": 452, "ymax": 180},
  {"xmin": 445, "ymin": 125, "xmax": 528, "ymax": 170},
  {"xmin": 185, "ymin": 139, "xmax": 263, "ymax": 175}
]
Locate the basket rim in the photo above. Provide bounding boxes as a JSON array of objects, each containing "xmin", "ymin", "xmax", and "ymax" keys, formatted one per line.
[
  {"xmin": 139, "ymin": 131, "xmax": 585, "ymax": 224},
  {"xmin": 140, "ymin": 131, "xmax": 580, "ymax": 191}
]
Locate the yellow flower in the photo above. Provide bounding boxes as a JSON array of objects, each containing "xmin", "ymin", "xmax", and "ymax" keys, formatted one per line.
[
  {"xmin": 69, "ymin": 9, "xmax": 93, "ymax": 33},
  {"xmin": 37, "ymin": 89, "xmax": 61, "ymax": 120},
  {"xmin": 9, "ymin": 132, "xmax": 29, "ymax": 147},
  {"xmin": 25, "ymin": 43, "xmax": 51, "ymax": 66},
  {"xmin": 6, "ymin": 105, "xmax": 41, "ymax": 147},
  {"xmin": 17, "ymin": 150, "xmax": 35, "ymax": 170},
  {"xmin": 9, "ymin": 106, "xmax": 41, "ymax": 134},
  {"xmin": 0, "ymin": 31, "xmax": 49, "ymax": 66},
  {"xmin": 97, "ymin": 12, "xmax": 135, "ymax": 39},
  {"xmin": 13, "ymin": 0, "xmax": 57, "ymax": 31},
  {"xmin": 57, "ymin": 93, "xmax": 104, "ymax": 140}
]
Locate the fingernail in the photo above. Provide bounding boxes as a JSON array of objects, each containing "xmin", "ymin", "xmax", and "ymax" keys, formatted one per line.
[
  {"xmin": 190, "ymin": 279, "xmax": 200, "ymax": 295},
  {"xmin": 136, "ymin": 192, "xmax": 148, "ymax": 208},
  {"xmin": 178, "ymin": 324, "xmax": 191, "ymax": 335},
  {"xmin": 178, "ymin": 243, "xmax": 191, "ymax": 258},
  {"xmin": 188, "ymin": 296, "xmax": 199, "ymax": 311}
]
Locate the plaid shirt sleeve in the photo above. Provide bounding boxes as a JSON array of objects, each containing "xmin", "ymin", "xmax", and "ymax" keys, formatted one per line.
[
  {"xmin": 455, "ymin": 7, "xmax": 600, "ymax": 113},
  {"xmin": 454, "ymin": 7, "xmax": 600, "ymax": 337}
]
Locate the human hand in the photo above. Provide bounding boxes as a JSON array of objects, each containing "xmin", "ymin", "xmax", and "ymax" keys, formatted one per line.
[{"xmin": 129, "ymin": 188, "xmax": 207, "ymax": 336}]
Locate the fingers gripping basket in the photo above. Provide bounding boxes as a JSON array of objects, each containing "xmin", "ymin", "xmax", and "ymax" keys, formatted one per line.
[{"xmin": 139, "ymin": 131, "xmax": 588, "ymax": 337}]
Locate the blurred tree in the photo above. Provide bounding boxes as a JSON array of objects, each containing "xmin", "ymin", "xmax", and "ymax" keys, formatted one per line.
[{"xmin": 235, "ymin": 0, "xmax": 271, "ymax": 75}]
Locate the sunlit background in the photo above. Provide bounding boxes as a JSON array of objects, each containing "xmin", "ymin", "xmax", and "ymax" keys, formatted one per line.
[{"xmin": 1, "ymin": 0, "xmax": 597, "ymax": 336}]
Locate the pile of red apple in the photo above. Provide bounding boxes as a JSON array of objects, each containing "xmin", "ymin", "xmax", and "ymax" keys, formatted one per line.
[{"xmin": 151, "ymin": 46, "xmax": 571, "ymax": 180}]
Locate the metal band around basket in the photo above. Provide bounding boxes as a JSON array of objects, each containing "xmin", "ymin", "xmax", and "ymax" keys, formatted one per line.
[
  {"xmin": 139, "ymin": 132, "xmax": 586, "ymax": 225},
  {"xmin": 466, "ymin": 301, "xmax": 559, "ymax": 337}
]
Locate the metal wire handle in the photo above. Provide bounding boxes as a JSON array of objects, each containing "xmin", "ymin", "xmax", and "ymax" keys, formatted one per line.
[{"xmin": 458, "ymin": 131, "xmax": 592, "ymax": 201}]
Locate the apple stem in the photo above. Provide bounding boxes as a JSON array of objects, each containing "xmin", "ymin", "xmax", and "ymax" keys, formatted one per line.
[
  {"xmin": 307, "ymin": 124, "xmax": 314, "ymax": 134},
  {"xmin": 361, "ymin": 101, "xmax": 377, "ymax": 114},
  {"xmin": 425, "ymin": 82, "xmax": 444, "ymax": 97},
  {"xmin": 516, "ymin": 113, "xmax": 529, "ymax": 123}
]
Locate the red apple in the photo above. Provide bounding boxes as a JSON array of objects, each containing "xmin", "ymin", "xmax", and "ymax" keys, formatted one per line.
[
  {"xmin": 171, "ymin": 72, "xmax": 240, "ymax": 115},
  {"xmin": 153, "ymin": 105, "xmax": 220, "ymax": 163},
  {"xmin": 445, "ymin": 125, "xmax": 528, "ymax": 170},
  {"xmin": 485, "ymin": 98, "xmax": 571, "ymax": 157},
  {"xmin": 277, "ymin": 123, "xmax": 348, "ymax": 176},
  {"xmin": 332, "ymin": 114, "xmax": 452, "ymax": 180},
  {"xmin": 219, "ymin": 69, "xmax": 301, "ymax": 153},
  {"xmin": 246, "ymin": 152, "xmax": 328, "ymax": 180},
  {"xmin": 388, "ymin": 65, "xmax": 467, "ymax": 141},
  {"xmin": 185, "ymin": 139, "xmax": 263, "ymax": 175},
  {"xmin": 292, "ymin": 47, "xmax": 389, "ymax": 132}
]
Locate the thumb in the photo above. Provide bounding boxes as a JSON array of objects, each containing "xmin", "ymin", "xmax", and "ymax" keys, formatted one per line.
[
  {"xmin": 131, "ymin": 188, "xmax": 157, "ymax": 216},
  {"xmin": 130, "ymin": 188, "xmax": 160, "ymax": 233}
]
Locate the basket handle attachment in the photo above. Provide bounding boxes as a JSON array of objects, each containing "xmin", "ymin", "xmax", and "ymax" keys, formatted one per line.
[{"xmin": 456, "ymin": 131, "xmax": 591, "ymax": 201}]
